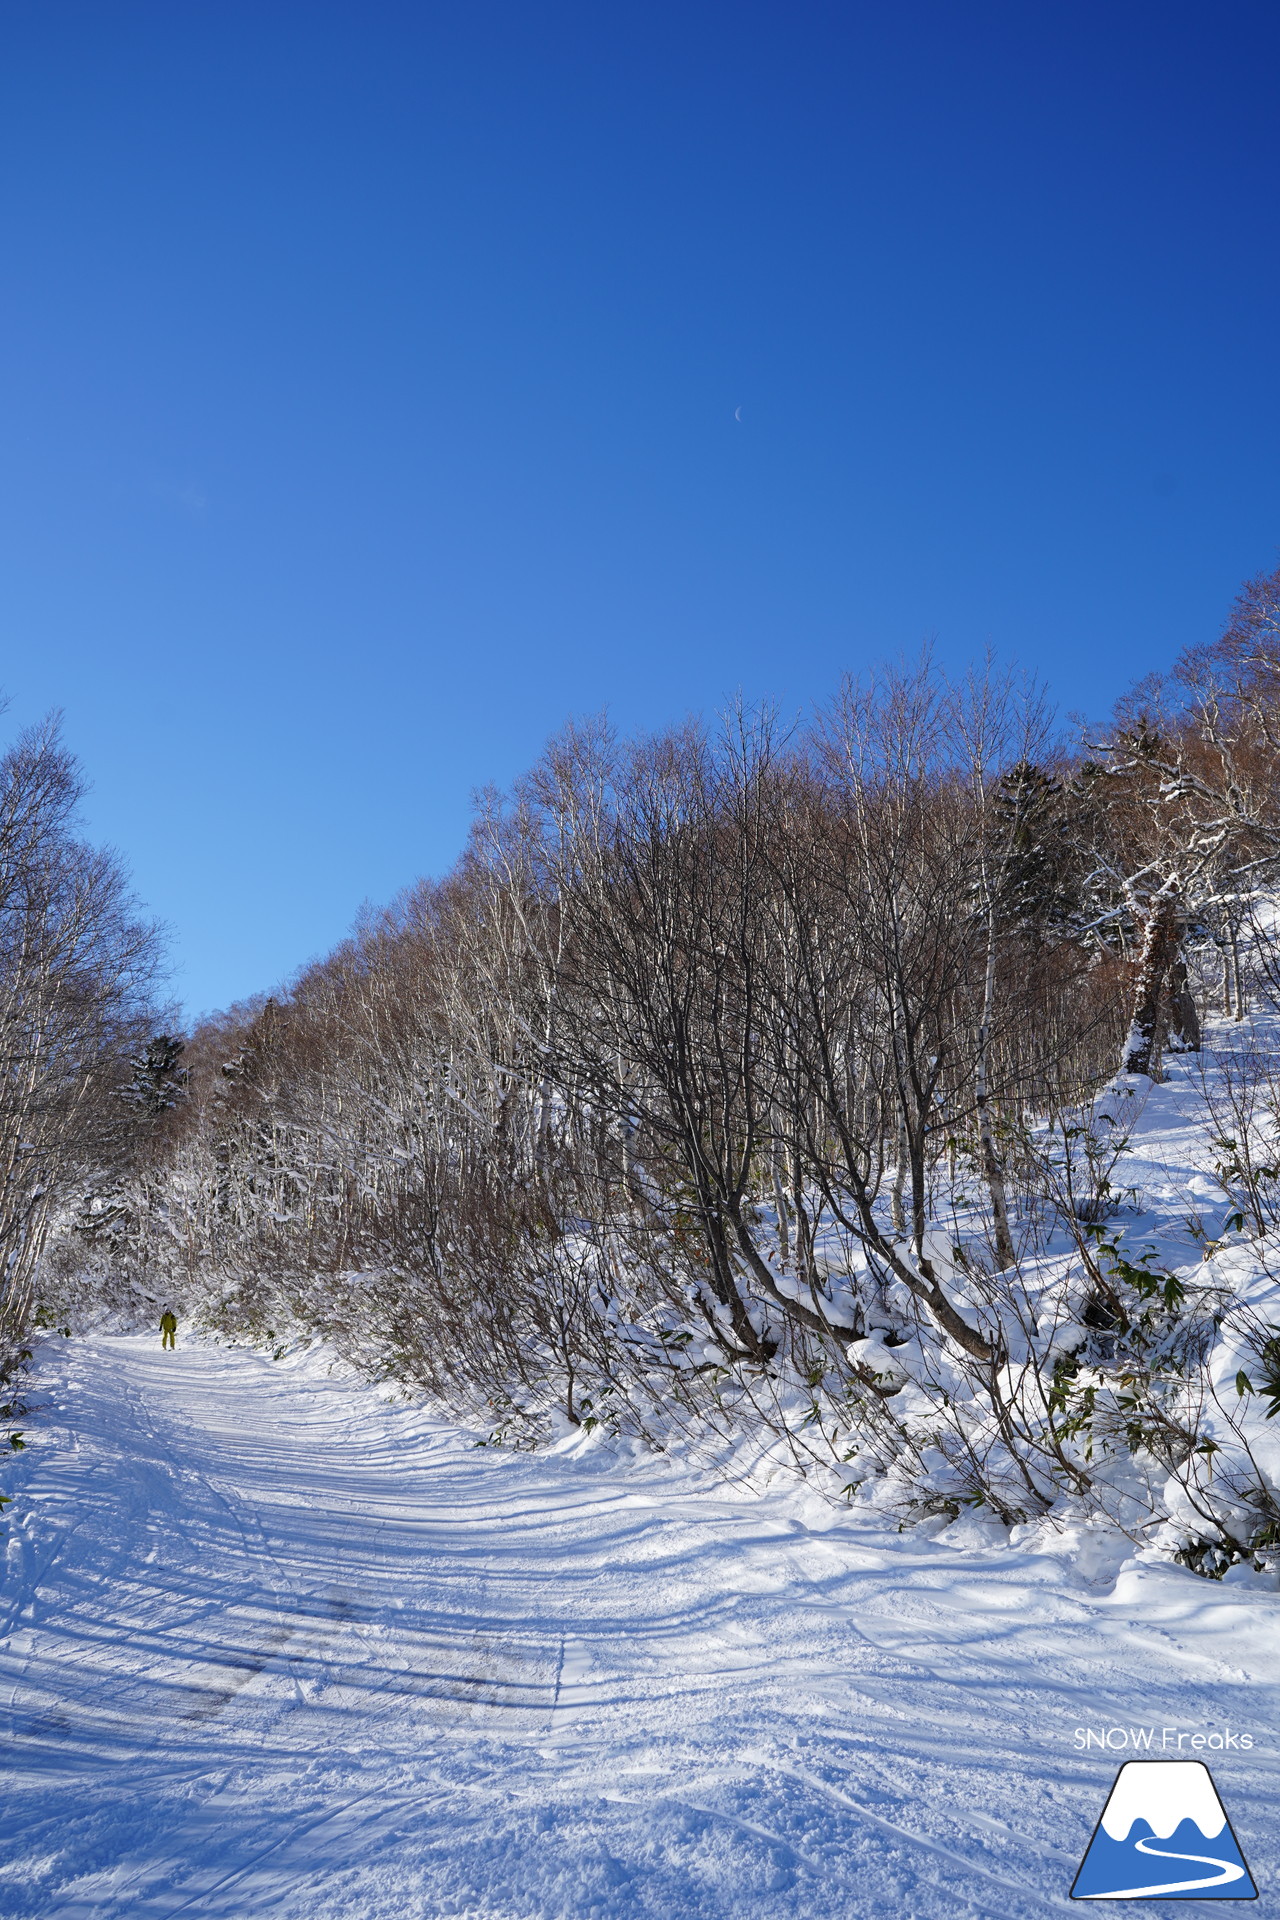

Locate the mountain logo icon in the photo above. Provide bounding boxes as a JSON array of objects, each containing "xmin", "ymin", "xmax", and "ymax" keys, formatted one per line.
[{"xmin": 1071, "ymin": 1760, "xmax": 1257, "ymax": 1899}]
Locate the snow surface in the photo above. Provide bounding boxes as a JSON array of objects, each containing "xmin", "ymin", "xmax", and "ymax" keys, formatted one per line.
[{"xmin": 1, "ymin": 1332, "xmax": 1279, "ymax": 1918}]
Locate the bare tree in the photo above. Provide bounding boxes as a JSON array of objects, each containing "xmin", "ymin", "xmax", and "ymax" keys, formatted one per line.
[{"xmin": 0, "ymin": 717, "xmax": 163, "ymax": 1342}]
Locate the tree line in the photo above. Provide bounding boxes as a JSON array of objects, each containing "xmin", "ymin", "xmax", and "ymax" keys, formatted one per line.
[{"xmin": 23, "ymin": 562, "xmax": 1280, "ymax": 1568}]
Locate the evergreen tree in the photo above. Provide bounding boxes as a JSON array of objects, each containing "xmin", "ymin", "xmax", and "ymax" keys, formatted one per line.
[
  {"xmin": 120, "ymin": 1036, "xmax": 187, "ymax": 1117},
  {"xmin": 988, "ymin": 761, "xmax": 1084, "ymax": 939}
]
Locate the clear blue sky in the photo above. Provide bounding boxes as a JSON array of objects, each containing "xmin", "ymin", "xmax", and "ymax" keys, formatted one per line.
[{"xmin": 3, "ymin": 2, "xmax": 1278, "ymax": 1020}]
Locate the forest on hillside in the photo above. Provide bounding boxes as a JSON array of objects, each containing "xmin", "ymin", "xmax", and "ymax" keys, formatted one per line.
[{"xmin": 11, "ymin": 563, "xmax": 1280, "ymax": 1574}]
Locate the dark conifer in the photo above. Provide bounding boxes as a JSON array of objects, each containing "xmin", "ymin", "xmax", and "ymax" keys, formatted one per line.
[
  {"xmin": 121, "ymin": 1036, "xmax": 187, "ymax": 1116},
  {"xmin": 988, "ymin": 761, "xmax": 1084, "ymax": 940}
]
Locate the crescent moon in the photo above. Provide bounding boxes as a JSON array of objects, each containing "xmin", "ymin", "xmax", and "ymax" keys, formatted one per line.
[{"xmin": 734, "ymin": 406, "xmax": 742, "ymax": 422}]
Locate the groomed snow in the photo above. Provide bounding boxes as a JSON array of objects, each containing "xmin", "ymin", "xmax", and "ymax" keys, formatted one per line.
[{"xmin": 1, "ymin": 1332, "xmax": 1278, "ymax": 1918}]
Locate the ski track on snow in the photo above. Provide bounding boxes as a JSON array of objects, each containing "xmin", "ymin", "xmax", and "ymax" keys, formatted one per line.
[{"xmin": 0, "ymin": 1333, "xmax": 1277, "ymax": 1918}]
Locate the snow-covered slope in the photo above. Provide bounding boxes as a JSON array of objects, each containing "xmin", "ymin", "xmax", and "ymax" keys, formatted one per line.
[{"xmin": 1, "ymin": 1332, "xmax": 1277, "ymax": 1918}]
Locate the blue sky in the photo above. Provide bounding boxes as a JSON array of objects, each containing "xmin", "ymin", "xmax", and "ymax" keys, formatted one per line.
[{"xmin": 2, "ymin": 2, "xmax": 1278, "ymax": 1020}]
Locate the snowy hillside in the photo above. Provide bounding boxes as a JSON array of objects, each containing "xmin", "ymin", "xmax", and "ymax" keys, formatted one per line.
[
  {"xmin": 48, "ymin": 667, "xmax": 1280, "ymax": 1597},
  {"xmin": 10, "ymin": 953, "xmax": 1280, "ymax": 1918}
]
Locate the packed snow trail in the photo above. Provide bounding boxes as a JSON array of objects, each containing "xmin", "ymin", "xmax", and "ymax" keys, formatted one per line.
[{"xmin": 1, "ymin": 1337, "xmax": 1278, "ymax": 1919}]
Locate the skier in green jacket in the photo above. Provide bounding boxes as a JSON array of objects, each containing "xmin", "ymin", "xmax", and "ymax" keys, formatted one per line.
[{"xmin": 160, "ymin": 1310, "xmax": 177, "ymax": 1350}]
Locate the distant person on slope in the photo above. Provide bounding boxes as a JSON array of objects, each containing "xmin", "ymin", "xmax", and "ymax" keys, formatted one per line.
[{"xmin": 160, "ymin": 1310, "xmax": 177, "ymax": 1351}]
